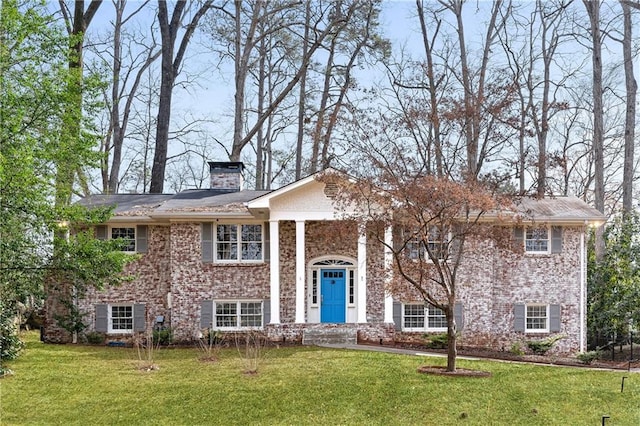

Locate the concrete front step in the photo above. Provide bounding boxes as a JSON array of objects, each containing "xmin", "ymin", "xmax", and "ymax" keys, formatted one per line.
[{"xmin": 302, "ymin": 327, "xmax": 357, "ymax": 345}]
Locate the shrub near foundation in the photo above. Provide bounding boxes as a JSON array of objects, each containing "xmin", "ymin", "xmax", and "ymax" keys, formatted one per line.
[{"xmin": 527, "ymin": 335, "xmax": 564, "ymax": 355}]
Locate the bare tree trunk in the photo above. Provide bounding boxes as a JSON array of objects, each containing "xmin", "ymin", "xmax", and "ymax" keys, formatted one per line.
[
  {"xmin": 417, "ymin": 0, "xmax": 443, "ymax": 177},
  {"xmin": 255, "ymin": 31, "xmax": 266, "ymax": 190},
  {"xmin": 149, "ymin": 0, "xmax": 212, "ymax": 193},
  {"xmin": 583, "ymin": 0, "xmax": 605, "ymax": 260},
  {"xmin": 229, "ymin": 1, "xmax": 362, "ymax": 162},
  {"xmin": 620, "ymin": 0, "xmax": 636, "ymax": 214},
  {"xmin": 105, "ymin": 0, "xmax": 159, "ymax": 194},
  {"xmin": 295, "ymin": 1, "xmax": 311, "ymax": 180},
  {"xmin": 107, "ymin": 0, "xmax": 124, "ymax": 193},
  {"xmin": 441, "ymin": 0, "xmax": 503, "ymax": 180},
  {"xmin": 231, "ymin": 0, "xmax": 262, "ymax": 165},
  {"xmin": 56, "ymin": 0, "xmax": 101, "ymax": 207},
  {"xmin": 310, "ymin": 34, "xmax": 338, "ymax": 173}
]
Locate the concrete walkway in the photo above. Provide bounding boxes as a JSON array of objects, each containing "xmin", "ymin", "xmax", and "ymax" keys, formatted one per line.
[{"xmin": 318, "ymin": 343, "xmax": 640, "ymax": 373}]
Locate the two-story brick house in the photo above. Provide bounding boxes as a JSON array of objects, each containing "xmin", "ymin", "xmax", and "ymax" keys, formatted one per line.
[{"xmin": 43, "ymin": 162, "xmax": 605, "ymax": 354}]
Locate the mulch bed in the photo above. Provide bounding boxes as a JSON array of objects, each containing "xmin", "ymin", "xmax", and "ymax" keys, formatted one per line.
[{"xmin": 409, "ymin": 345, "xmax": 640, "ymax": 371}]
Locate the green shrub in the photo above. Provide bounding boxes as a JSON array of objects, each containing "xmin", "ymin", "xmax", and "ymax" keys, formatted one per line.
[
  {"xmin": 577, "ymin": 350, "xmax": 600, "ymax": 364},
  {"xmin": 510, "ymin": 342, "xmax": 525, "ymax": 356},
  {"xmin": 0, "ymin": 302, "xmax": 23, "ymax": 362},
  {"xmin": 85, "ymin": 331, "xmax": 105, "ymax": 345},
  {"xmin": 424, "ymin": 333, "xmax": 448, "ymax": 349},
  {"xmin": 527, "ymin": 335, "xmax": 564, "ymax": 355},
  {"xmin": 153, "ymin": 328, "xmax": 172, "ymax": 346}
]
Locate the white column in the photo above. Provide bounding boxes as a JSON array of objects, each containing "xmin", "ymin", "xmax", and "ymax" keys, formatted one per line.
[
  {"xmin": 357, "ymin": 224, "xmax": 367, "ymax": 323},
  {"xmin": 269, "ymin": 220, "xmax": 280, "ymax": 324},
  {"xmin": 579, "ymin": 226, "xmax": 586, "ymax": 353},
  {"xmin": 384, "ymin": 226, "xmax": 394, "ymax": 323},
  {"xmin": 295, "ymin": 220, "xmax": 306, "ymax": 323}
]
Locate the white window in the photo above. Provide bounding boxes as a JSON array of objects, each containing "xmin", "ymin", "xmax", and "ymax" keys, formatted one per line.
[
  {"xmin": 525, "ymin": 227, "xmax": 549, "ymax": 253},
  {"xmin": 109, "ymin": 304, "xmax": 133, "ymax": 333},
  {"xmin": 214, "ymin": 301, "xmax": 262, "ymax": 329},
  {"xmin": 404, "ymin": 226, "xmax": 449, "ymax": 261},
  {"xmin": 526, "ymin": 304, "xmax": 549, "ymax": 333},
  {"xmin": 427, "ymin": 226, "xmax": 448, "ymax": 260},
  {"xmin": 403, "ymin": 303, "xmax": 447, "ymax": 331},
  {"xmin": 406, "ymin": 236, "xmax": 423, "ymax": 260},
  {"xmin": 216, "ymin": 224, "xmax": 263, "ymax": 261},
  {"xmin": 348, "ymin": 270, "xmax": 355, "ymax": 305},
  {"xmin": 311, "ymin": 270, "xmax": 318, "ymax": 306},
  {"xmin": 111, "ymin": 227, "xmax": 136, "ymax": 252}
]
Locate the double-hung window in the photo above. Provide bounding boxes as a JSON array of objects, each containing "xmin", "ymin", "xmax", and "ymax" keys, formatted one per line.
[
  {"xmin": 403, "ymin": 303, "xmax": 447, "ymax": 332},
  {"xmin": 110, "ymin": 305, "xmax": 133, "ymax": 333},
  {"xmin": 526, "ymin": 304, "xmax": 549, "ymax": 332},
  {"xmin": 212, "ymin": 224, "xmax": 263, "ymax": 262},
  {"xmin": 111, "ymin": 227, "xmax": 136, "ymax": 252},
  {"xmin": 96, "ymin": 225, "xmax": 148, "ymax": 254},
  {"xmin": 404, "ymin": 226, "xmax": 448, "ymax": 261},
  {"xmin": 214, "ymin": 301, "xmax": 263, "ymax": 329},
  {"xmin": 525, "ymin": 227, "xmax": 549, "ymax": 253},
  {"xmin": 427, "ymin": 226, "xmax": 448, "ymax": 260},
  {"xmin": 514, "ymin": 303, "xmax": 561, "ymax": 333},
  {"xmin": 95, "ymin": 303, "xmax": 145, "ymax": 334}
]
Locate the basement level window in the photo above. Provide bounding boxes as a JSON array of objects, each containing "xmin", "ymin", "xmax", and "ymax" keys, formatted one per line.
[
  {"xmin": 110, "ymin": 305, "xmax": 133, "ymax": 333},
  {"xmin": 526, "ymin": 304, "xmax": 548, "ymax": 332},
  {"xmin": 403, "ymin": 303, "xmax": 447, "ymax": 332},
  {"xmin": 215, "ymin": 301, "xmax": 262, "ymax": 328}
]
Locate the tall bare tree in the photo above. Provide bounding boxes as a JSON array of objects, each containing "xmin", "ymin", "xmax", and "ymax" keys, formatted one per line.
[
  {"xmin": 149, "ymin": 0, "xmax": 213, "ymax": 194},
  {"xmin": 89, "ymin": 0, "xmax": 161, "ymax": 194},
  {"xmin": 309, "ymin": 0, "xmax": 387, "ymax": 173},
  {"xmin": 583, "ymin": 0, "xmax": 606, "ymax": 259},
  {"xmin": 619, "ymin": 0, "xmax": 637, "ymax": 214},
  {"xmin": 439, "ymin": 0, "xmax": 507, "ymax": 180},
  {"xmin": 56, "ymin": 0, "xmax": 102, "ymax": 205}
]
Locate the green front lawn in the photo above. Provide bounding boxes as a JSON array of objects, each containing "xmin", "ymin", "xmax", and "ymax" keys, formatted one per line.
[{"xmin": 1, "ymin": 332, "xmax": 638, "ymax": 425}]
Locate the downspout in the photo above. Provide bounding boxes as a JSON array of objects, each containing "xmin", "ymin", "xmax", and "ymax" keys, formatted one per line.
[{"xmin": 580, "ymin": 223, "xmax": 586, "ymax": 353}]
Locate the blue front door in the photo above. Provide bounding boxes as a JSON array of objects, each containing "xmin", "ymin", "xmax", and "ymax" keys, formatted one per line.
[{"xmin": 320, "ymin": 269, "xmax": 346, "ymax": 323}]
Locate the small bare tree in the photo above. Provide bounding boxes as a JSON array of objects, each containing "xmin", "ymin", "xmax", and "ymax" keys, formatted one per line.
[{"xmin": 325, "ymin": 169, "xmax": 504, "ymax": 372}]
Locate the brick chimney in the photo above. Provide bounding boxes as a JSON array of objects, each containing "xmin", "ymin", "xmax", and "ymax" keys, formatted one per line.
[{"xmin": 208, "ymin": 161, "xmax": 244, "ymax": 192}]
